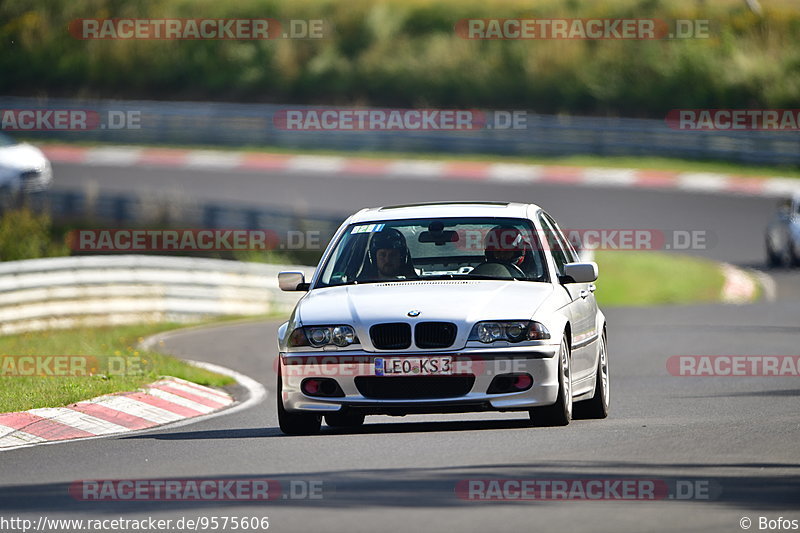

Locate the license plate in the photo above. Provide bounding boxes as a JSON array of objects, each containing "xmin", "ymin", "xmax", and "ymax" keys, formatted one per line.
[{"xmin": 374, "ymin": 357, "xmax": 452, "ymax": 376}]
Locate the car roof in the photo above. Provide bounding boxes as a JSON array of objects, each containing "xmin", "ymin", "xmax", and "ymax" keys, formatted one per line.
[{"xmin": 348, "ymin": 202, "xmax": 540, "ymax": 223}]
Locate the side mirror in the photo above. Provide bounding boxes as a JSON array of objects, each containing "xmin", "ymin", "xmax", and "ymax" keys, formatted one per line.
[
  {"xmin": 278, "ymin": 271, "xmax": 309, "ymax": 291},
  {"xmin": 560, "ymin": 262, "xmax": 598, "ymax": 284}
]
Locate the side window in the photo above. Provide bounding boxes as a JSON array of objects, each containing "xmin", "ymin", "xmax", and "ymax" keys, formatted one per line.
[
  {"xmin": 543, "ymin": 213, "xmax": 580, "ymax": 263},
  {"xmin": 320, "ymin": 232, "xmax": 367, "ymax": 284},
  {"xmin": 539, "ymin": 214, "xmax": 570, "ymax": 276}
]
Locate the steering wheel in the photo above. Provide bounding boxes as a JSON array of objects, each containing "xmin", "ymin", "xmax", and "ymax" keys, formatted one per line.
[{"xmin": 468, "ymin": 261, "xmax": 526, "ymax": 279}]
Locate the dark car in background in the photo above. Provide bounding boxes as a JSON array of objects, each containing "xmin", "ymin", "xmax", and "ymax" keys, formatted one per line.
[{"xmin": 766, "ymin": 195, "xmax": 800, "ymax": 268}]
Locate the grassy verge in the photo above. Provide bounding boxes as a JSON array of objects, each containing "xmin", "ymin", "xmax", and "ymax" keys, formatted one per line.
[
  {"xmin": 0, "ymin": 322, "xmax": 237, "ymax": 413},
  {"xmin": 594, "ymin": 250, "xmax": 728, "ymax": 307},
  {"xmin": 34, "ymin": 139, "xmax": 800, "ymax": 179}
]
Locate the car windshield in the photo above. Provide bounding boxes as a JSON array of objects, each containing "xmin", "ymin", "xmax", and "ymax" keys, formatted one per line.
[
  {"xmin": 316, "ymin": 217, "xmax": 548, "ymax": 287},
  {"xmin": 0, "ymin": 132, "xmax": 17, "ymax": 147}
]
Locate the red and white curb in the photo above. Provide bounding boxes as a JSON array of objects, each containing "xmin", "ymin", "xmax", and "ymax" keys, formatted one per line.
[
  {"xmin": 721, "ymin": 264, "xmax": 760, "ymax": 304},
  {"xmin": 41, "ymin": 145, "xmax": 800, "ymax": 198},
  {"xmin": 0, "ymin": 376, "xmax": 235, "ymax": 451}
]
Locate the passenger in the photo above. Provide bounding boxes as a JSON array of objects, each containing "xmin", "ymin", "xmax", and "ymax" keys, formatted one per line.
[{"xmin": 483, "ymin": 225, "xmax": 528, "ymax": 268}]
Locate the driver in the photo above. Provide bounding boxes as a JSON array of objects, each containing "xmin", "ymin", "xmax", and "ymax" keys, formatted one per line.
[
  {"xmin": 365, "ymin": 228, "xmax": 417, "ymax": 279},
  {"xmin": 483, "ymin": 225, "xmax": 528, "ymax": 268}
]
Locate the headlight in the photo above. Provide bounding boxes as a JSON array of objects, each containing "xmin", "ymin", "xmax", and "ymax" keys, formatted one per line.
[
  {"xmin": 469, "ymin": 321, "xmax": 550, "ymax": 343},
  {"xmin": 308, "ymin": 327, "xmax": 332, "ymax": 347},
  {"xmin": 288, "ymin": 325, "xmax": 359, "ymax": 348},
  {"xmin": 331, "ymin": 325, "xmax": 356, "ymax": 347}
]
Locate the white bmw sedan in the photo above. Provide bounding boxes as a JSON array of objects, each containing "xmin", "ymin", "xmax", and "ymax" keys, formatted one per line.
[
  {"xmin": 0, "ymin": 133, "xmax": 53, "ymax": 192},
  {"xmin": 276, "ymin": 202, "xmax": 609, "ymax": 435}
]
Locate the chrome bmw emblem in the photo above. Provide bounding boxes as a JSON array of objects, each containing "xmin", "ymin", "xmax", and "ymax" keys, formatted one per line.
[{"xmin": 407, "ymin": 310, "xmax": 421, "ymax": 317}]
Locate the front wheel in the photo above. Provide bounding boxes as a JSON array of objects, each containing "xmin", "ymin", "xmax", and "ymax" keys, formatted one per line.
[
  {"xmin": 529, "ymin": 335, "xmax": 572, "ymax": 427},
  {"xmin": 766, "ymin": 241, "xmax": 782, "ymax": 268},
  {"xmin": 790, "ymin": 240, "xmax": 800, "ymax": 268},
  {"xmin": 574, "ymin": 333, "xmax": 609, "ymax": 419},
  {"xmin": 277, "ymin": 365, "xmax": 321, "ymax": 435}
]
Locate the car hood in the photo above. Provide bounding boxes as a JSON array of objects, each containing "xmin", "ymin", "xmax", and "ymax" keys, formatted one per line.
[
  {"xmin": 297, "ymin": 280, "xmax": 554, "ymax": 350},
  {"xmin": 0, "ymin": 143, "xmax": 48, "ymax": 171}
]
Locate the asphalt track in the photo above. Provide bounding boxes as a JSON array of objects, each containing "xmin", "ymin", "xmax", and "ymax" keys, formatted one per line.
[{"xmin": 0, "ymin": 161, "xmax": 798, "ymax": 533}]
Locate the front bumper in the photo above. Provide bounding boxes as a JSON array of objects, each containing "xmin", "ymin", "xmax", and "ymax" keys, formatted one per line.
[{"xmin": 279, "ymin": 345, "xmax": 560, "ymax": 415}]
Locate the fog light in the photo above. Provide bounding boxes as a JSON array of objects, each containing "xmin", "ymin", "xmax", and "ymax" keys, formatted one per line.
[
  {"xmin": 514, "ymin": 374, "xmax": 533, "ymax": 390},
  {"xmin": 487, "ymin": 373, "xmax": 534, "ymax": 394},
  {"xmin": 301, "ymin": 378, "xmax": 345, "ymax": 397},
  {"xmin": 302, "ymin": 379, "xmax": 321, "ymax": 395}
]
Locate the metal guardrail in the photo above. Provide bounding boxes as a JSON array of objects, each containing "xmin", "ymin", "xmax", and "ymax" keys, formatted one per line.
[
  {"xmin": 0, "ymin": 255, "xmax": 311, "ymax": 334},
  {"xmin": 22, "ymin": 188, "xmax": 344, "ymax": 243},
  {"xmin": 2, "ymin": 96, "xmax": 799, "ymax": 166},
  {"xmin": 0, "ymin": 243, "xmax": 596, "ymax": 335}
]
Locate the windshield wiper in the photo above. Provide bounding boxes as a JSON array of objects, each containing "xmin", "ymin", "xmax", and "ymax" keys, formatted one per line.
[
  {"xmin": 332, "ymin": 278, "xmax": 417, "ymax": 286},
  {"xmin": 419, "ymin": 274, "xmax": 520, "ymax": 281},
  {"xmin": 328, "ymin": 274, "xmax": 540, "ymax": 286}
]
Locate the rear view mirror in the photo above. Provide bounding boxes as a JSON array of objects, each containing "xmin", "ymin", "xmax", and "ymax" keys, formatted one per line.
[
  {"xmin": 561, "ymin": 262, "xmax": 598, "ymax": 284},
  {"xmin": 278, "ymin": 271, "xmax": 309, "ymax": 291},
  {"xmin": 418, "ymin": 230, "xmax": 459, "ymax": 246}
]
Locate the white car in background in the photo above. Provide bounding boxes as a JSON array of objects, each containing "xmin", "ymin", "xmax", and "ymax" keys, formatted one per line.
[
  {"xmin": 276, "ymin": 202, "xmax": 609, "ymax": 435},
  {"xmin": 0, "ymin": 133, "xmax": 53, "ymax": 192},
  {"xmin": 766, "ymin": 194, "xmax": 800, "ymax": 268}
]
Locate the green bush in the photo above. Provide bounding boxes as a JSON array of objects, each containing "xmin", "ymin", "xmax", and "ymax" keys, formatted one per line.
[
  {"xmin": 1, "ymin": 0, "xmax": 798, "ymax": 116},
  {"xmin": 0, "ymin": 207, "xmax": 69, "ymax": 261}
]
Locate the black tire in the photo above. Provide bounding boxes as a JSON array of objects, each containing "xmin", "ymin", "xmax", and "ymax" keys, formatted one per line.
[
  {"xmin": 277, "ymin": 364, "xmax": 321, "ymax": 436},
  {"xmin": 790, "ymin": 241, "xmax": 800, "ymax": 268},
  {"xmin": 325, "ymin": 411, "xmax": 365, "ymax": 428},
  {"xmin": 573, "ymin": 332, "xmax": 609, "ymax": 420},
  {"xmin": 529, "ymin": 335, "xmax": 572, "ymax": 427},
  {"xmin": 766, "ymin": 242, "xmax": 782, "ymax": 268}
]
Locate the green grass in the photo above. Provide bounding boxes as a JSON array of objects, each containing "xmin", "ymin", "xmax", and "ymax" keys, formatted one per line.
[
  {"xmin": 593, "ymin": 250, "xmax": 728, "ymax": 307},
  {"xmin": 0, "ymin": 322, "xmax": 236, "ymax": 413}
]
